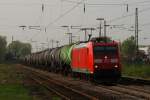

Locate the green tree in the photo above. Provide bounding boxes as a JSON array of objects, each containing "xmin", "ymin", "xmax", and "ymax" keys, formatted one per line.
[
  {"xmin": 121, "ymin": 36, "xmax": 137, "ymax": 60},
  {"xmin": 0, "ymin": 36, "xmax": 7, "ymax": 62},
  {"xmin": 8, "ymin": 41, "xmax": 31, "ymax": 59},
  {"xmin": 20, "ymin": 43, "xmax": 31, "ymax": 56},
  {"xmin": 8, "ymin": 41, "xmax": 21, "ymax": 58}
]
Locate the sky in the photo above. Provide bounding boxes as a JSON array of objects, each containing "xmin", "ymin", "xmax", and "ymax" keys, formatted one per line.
[{"xmin": 0, "ymin": 0, "xmax": 150, "ymax": 52}]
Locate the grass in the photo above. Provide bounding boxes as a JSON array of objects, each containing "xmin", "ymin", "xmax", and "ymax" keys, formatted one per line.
[
  {"xmin": 122, "ymin": 63, "xmax": 150, "ymax": 79},
  {"xmin": 0, "ymin": 84, "xmax": 31, "ymax": 100},
  {"xmin": 0, "ymin": 63, "xmax": 61, "ymax": 100},
  {"xmin": 0, "ymin": 63, "xmax": 32, "ymax": 100},
  {"xmin": 0, "ymin": 64, "xmax": 23, "ymax": 84}
]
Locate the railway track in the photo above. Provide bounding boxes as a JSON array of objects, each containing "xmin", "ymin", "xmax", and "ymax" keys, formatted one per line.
[
  {"xmin": 95, "ymin": 77, "xmax": 150, "ymax": 99},
  {"xmin": 24, "ymin": 66, "xmax": 99, "ymax": 100},
  {"xmin": 119, "ymin": 76, "xmax": 150, "ymax": 85},
  {"xmin": 98, "ymin": 84, "xmax": 150, "ymax": 100},
  {"xmin": 20, "ymin": 65, "xmax": 150, "ymax": 100}
]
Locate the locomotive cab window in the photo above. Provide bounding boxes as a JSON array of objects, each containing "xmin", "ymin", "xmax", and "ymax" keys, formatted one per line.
[{"xmin": 94, "ymin": 46, "xmax": 118, "ymax": 58}]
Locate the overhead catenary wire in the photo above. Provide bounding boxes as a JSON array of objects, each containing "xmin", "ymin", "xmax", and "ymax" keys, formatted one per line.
[
  {"xmin": 61, "ymin": 0, "xmax": 81, "ymax": 4},
  {"xmin": 109, "ymin": 22, "xmax": 150, "ymax": 34},
  {"xmin": 45, "ymin": 0, "xmax": 150, "ymax": 32},
  {"xmin": 141, "ymin": 22, "xmax": 150, "ymax": 27},
  {"xmin": 3, "ymin": 0, "xmax": 149, "ymax": 45},
  {"xmin": 62, "ymin": 0, "xmax": 150, "ymax": 6},
  {"xmin": 45, "ymin": 1, "xmax": 82, "ymax": 29},
  {"xmin": 0, "ymin": 2, "xmax": 59, "ymax": 6},
  {"xmin": 44, "ymin": 5, "xmax": 150, "ymax": 43},
  {"xmin": 91, "ymin": 6, "xmax": 150, "ymax": 33},
  {"xmin": 129, "ymin": 0, "xmax": 150, "ymax": 5},
  {"xmin": 109, "ymin": 7, "xmax": 150, "ymax": 23}
]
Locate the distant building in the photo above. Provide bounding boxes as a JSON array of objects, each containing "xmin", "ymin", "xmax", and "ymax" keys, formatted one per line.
[
  {"xmin": 139, "ymin": 47, "xmax": 150, "ymax": 55},
  {"xmin": 139, "ymin": 46, "xmax": 150, "ymax": 61}
]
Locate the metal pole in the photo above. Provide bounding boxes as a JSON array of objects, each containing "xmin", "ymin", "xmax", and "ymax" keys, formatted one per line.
[
  {"xmin": 67, "ymin": 33, "xmax": 72, "ymax": 44},
  {"xmin": 96, "ymin": 18, "xmax": 104, "ymax": 37},
  {"xmin": 99, "ymin": 24, "xmax": 102, "ymax": 37},
  {"xmin": 135, "ymin": 9, "xmax": 137, "ymax": 48},
  {"xmin": 36, "ymin": 43, "xmax": 38, "ymax": 52},
  {"xmin": 81, "ymin": 28, "xmax": 95, "ymax": 41},
  {"xmin": 85, "ymin": 29, "xmax": 87, "ymax": 41},
  {"xmin": 136, "ymin": 8, "xmax": 139, "ymax": 52},
  {"xmin": 91, "ymin": 28, "xmax": 92, "ymax": 34},
  {"xmin": 61, "ymin": 25, "xmax": 71, "ymax": 44},
  {"xmin": 56, "ymin": 41, "xmax": 59, "ymax": 47},
  {"xmin": 12, "ymin": 36, "xmax": 14, "ymax": 43},
  {"xmin": 67, "ymin": 27, "xmax": 70, "ymax": 44},
  {"xmin": 70, "ymin": 33, "xmax": 72, "ymax": 44},
  {"xmin": 51, "ymin": 40, "xmax": 54, "ymax": 48},
  {"xmin": 135, "ymin": 8, "xmax": 139, "ymax": 53},
  {"xmin": 104, "ymin": 20, "xmax": 106, "ymax": 37},
  {"xmin": 104, "ymin": 21, "xmax": 110, "ymax": 37},
  {"xmin": 41, "ymin": 43, "xmax": 45, "ymax": 51},
  {"xmin": 69, "ymin": 34, "xmax": 70, "ymax": 44}
]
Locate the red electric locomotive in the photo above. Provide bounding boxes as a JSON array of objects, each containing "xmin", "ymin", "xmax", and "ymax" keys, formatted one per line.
[{"xmin": 71, "ymin": 37, "xmax": 121, "ymax": 80}]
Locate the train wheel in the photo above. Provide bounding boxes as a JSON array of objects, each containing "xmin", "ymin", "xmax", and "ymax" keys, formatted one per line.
[
  {"xmin": 82, "ymin": 73, "xmax": 86, "ymax": 80},
  {"xmin": 62, "ymin": 67, "xmax": 67, "ymax": 76},
  {"xmin": 85, "ymin": 74, "xmax": 89, "ymax": 81},
  {"xmin": 72, "ymin": 72, "xmax": 78, "ymax": 80}
]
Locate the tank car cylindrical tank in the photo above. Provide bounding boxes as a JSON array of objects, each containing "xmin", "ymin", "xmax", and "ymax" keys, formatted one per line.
[
  {"xmin": 46, "ymin": 49, "xmax": 53, "ymax": 66},
  {"xmin": 41, "ymin": 49, "xmax": 49, "ymax": 66},
  {"xmin": 37, "ymin": 52, "xmax": 43, "ymax": 65},
  {"xmin": 60, "ymin": 44, "xmax": 74, "ymax": 66},
  {"xmin": 49, "ymin": 48, "xmax": 59, "ymax": 71},
  {"xmin": 43, "ymin": 49, "xmax": 50, "ymax": 66}
]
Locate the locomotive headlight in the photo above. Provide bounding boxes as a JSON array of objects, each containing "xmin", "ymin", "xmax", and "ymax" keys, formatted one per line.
[
  {"xmin": 90, "ymin": 71, "xmax": 94, "ymax": 74},
  {"xmin": 114, "ymin": 65, "xmax": 118, "ymax": 68},
  {"xmin": 95, "ymin": 65, "xmax": 98, "ymax": 68}
]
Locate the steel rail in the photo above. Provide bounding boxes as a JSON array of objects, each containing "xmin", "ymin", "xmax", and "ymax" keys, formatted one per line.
[
  {"xmin": 99, "ymin": 85, "xmax": 150, "ymax": 99},
  {"xmin": 20, "ymin": 65, "xmax": 150, "ymax": 100},
  {"xmin": 30, "ymin": 75, "xmax": 71, "ymax": 100},
  {"xmin": 24, "ymin": 66, "xmax": 99, "ymax": 100},
  {"xmin": 121, "ymin": 76, "xmax": 150, "ymax": 85}
]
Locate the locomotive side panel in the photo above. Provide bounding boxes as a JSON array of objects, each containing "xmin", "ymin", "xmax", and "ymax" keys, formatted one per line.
[{"xmin": 71, "ymin": 43, "xmax": 92, "ymax": 74}]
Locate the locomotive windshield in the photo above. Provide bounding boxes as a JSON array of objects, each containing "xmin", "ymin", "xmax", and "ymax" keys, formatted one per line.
[
  {"xmin": 94, "ymin": 46, "xmax": 118, "ymax": 58},
  {"xmin": 94, "ymin": 46, "xmax": 117, "ymax": 52}
]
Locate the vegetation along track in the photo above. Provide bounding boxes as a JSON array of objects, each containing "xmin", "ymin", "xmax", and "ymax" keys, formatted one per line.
[{"xmin": 21, "ymin": 65, "xmax": 150, "ymax": 100}]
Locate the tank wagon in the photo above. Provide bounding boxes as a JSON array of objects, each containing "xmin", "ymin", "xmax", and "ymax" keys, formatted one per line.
[{"xmin": 22, "ymin": 37, "xmax": 121, "ymax": 80}]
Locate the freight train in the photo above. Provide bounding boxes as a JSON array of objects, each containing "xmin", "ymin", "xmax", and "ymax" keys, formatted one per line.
[{"xmin": 22, "ymin": 37, "xmax": 121, "ymax": 81}]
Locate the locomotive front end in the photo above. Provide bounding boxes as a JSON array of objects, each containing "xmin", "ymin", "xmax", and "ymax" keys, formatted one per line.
[{"xmin": 92, "ymin": 38, "xmax": 121, "ymax": 80}]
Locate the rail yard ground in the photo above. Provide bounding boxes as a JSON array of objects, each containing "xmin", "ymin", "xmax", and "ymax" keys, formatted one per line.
[
  {"xmin": 0, "ymin": 63, "xmax": 61, "ymax": 100},
  {"xmin": 0, "ymin": 63, "xmax": 150, "ymax": 100}
]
